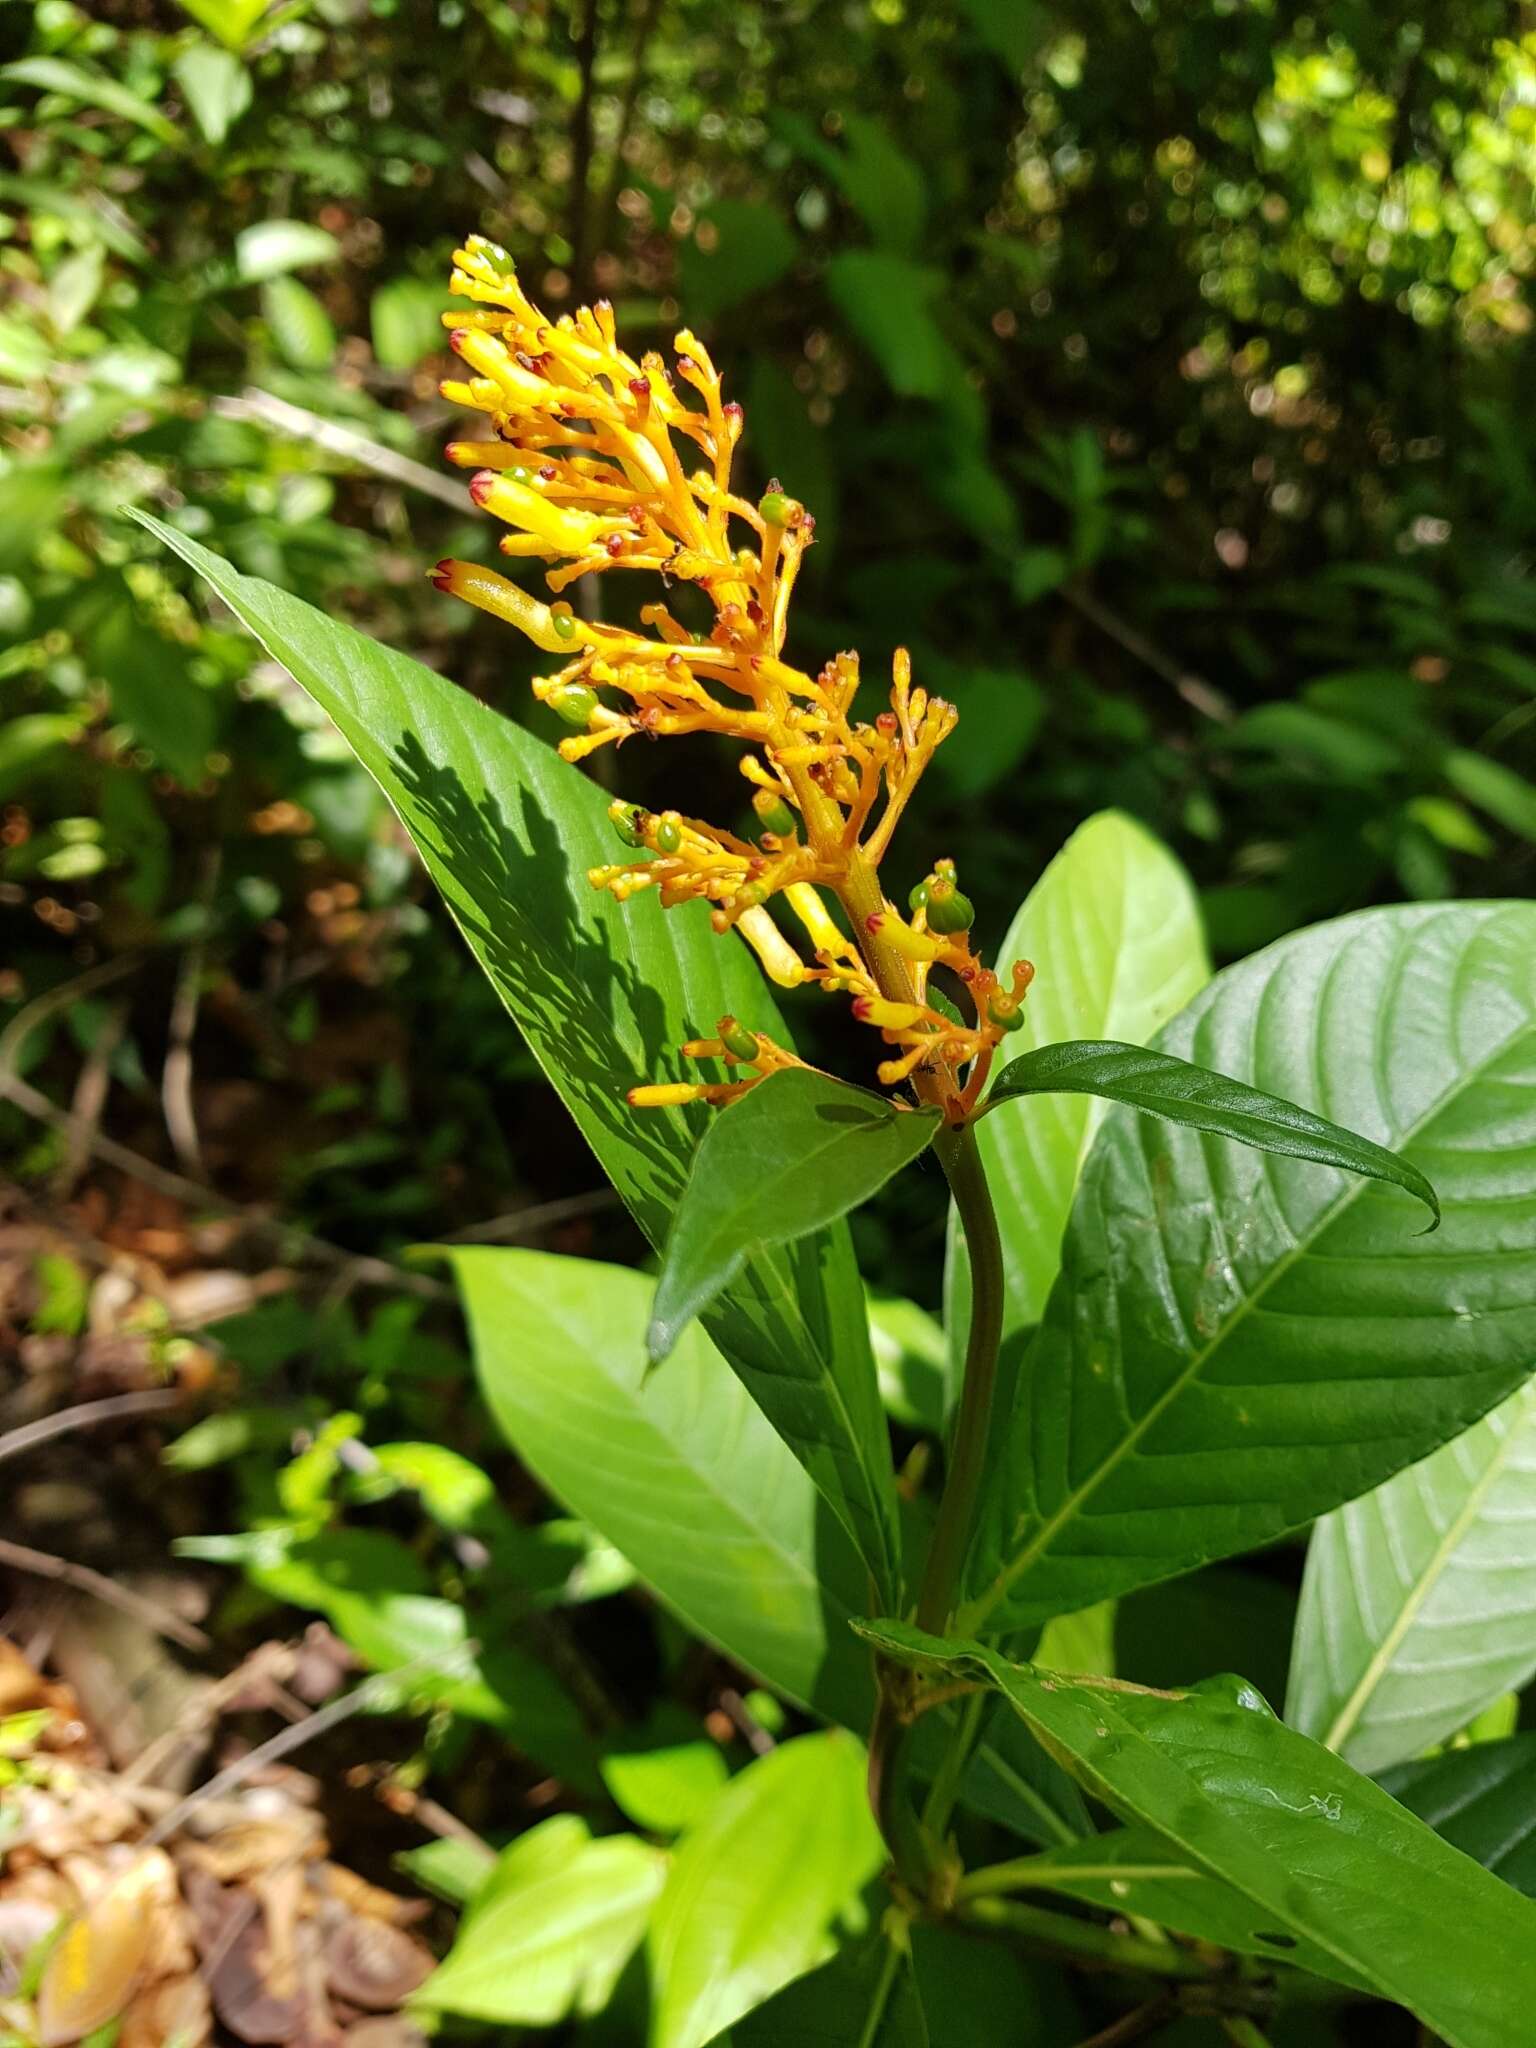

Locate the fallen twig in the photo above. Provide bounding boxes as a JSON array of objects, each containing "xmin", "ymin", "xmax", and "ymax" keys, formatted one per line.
[{"xmin": 0, "ymin": 1537, "xmax": 210, "ymax": 1653}]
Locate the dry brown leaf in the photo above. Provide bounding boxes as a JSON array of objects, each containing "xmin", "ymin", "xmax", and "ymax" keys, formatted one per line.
[
  {"xmin": 35, "ymin": 1848, "xmax": 178, "ymax": 2047},
  {"xmin": 119, "ymin": 1971, "xmax": 214, "ymax": 2048},
  {"xmin": 323, "ymin": 1917, "xmax": 434, "ymax": 2011}
]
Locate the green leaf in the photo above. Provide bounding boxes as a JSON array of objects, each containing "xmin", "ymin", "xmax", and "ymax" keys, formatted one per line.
[
  {"xmin": 1036, "ymin": 1599, "xmax": 1116, "ymax": 1678},
  {"xmin": 171, "ymin": 43, "xmax": 252, "ymax": 146},
  {"xmin": 649, "ymin": 1731, "xmax": 883, "ymax": 2048},
  {"xmin": 864, "ymin": 1621, "xmax": 1536, "ymax": 2048},
  {"xmin": 649, "ymin": 1068, "xmax": 939, "ymax": 1362},
  {"xmin": 1, "ymin": 57, "xmax": 186, "ymax": 150},
  {"xmin": 977, "ymin": 1825, "xmax": 1360, "ymax": 1989},
  {"xmin": 413, "ymin": 1813, "xmax": 665, "ymax": 2026},
  {"xmin": 451, "ymin": 1248, "xmax": 875, "ymax": 1729},
  {"xmin": 394, "ymin": 1834, "xmax": 497, "ymax": 1909},
  {"xmin": 261, "ymin": 276, "xmax": 335, "ymax": 370},
  {"xmin": 1444, "ymin": 748, "xmax": 1536, "ymax": 845},
  {"xmin": 869, "ymin": 1294, "xmax": 947, "ymax": 1433},
  {"xmin": 824, "ymin": 252, "xmax": 956, "ymax": 400},
  {"xmin": 720, "ymin": 1929, "xmax": 928, "ymax": 2046},
  {"xmin": 1382, "ymin": 1734, "xmax": 1536, "ymax": 1896},
  {"xmin": 945, "ymin": 811, "xmax": 1208, "ymax": 1395},
  {"xmin": 370, "ymin": 276, "xmax": 449, "ymax": 370},
  {"xmin": 982, "ymin": 1038, "xmax": 1438, "ymax": 1226},
  {"xmin": 601, "ymin": 1734, "xmax": 729, "ymax": 1839},
  {"xmin": 962, "ymin": 902, "xmax": 1536, "ymax": 1633},
  {"xmin": 234, "ymin": 219, "xmax": 340, "ymax": 283},
  {"xmin": 1289, "ymin": 1379, "xmax": 1536, "ymax": 1772},
  {"xmin": 172, "ymin": 0, "xmax": 277, "ymax": 50},
  {"xmin": 677, "ymin": 201, "xmax": 798, "ymax": 324},
  {"xmin": 130, "ymin": 512, "xmax": 898, "ymax": 1599}
]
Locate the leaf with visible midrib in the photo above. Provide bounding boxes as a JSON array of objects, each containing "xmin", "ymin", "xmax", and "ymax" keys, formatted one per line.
[
  {"xmin": 649, "ymin": 1069, "xmax": 940, "ymax": 1361},
  {"xmin": 983, "ymin": 1037, "xmax": 1437, "ymax": 1225},
  {"xmin": 963, "ymin": 902, "xmax": 1536, "ymax": 1633},
  {"xmin": 863, "ymin": 1620, "xmax": 1536, "ymax": 2048},
  {"xmin": 1289, "ymin": 1379, "xmax": 1536, "ymax": 1771},
  {"xmin": 131, "ymin": 513, "xmax": 899, "ymax": 1600},
  {"xmin": 1381, "ymin": 1734, "xmax": 1536, "ymax": 1897},
  {"xmin": 945, "ymin": 812, "xmax": 1207, "ymax": 1400}
]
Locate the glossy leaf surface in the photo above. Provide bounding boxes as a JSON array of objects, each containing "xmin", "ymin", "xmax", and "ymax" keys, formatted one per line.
[
  {"xmin": 865, "ymin": 1621, "xmax": 1536, "ymax": 2048},
  {"xmin": 963, "ymin": 903, "xmax": 1536, "ymax": 1632},
  {"xmin": 649, "ymin": 1731, "xmax": 883, "ymax": 2048},
  {"xmin": 650, "ymin": 1068, "xmax": 939, "ymax": 1361},
  {"xmin": 135, "ymin": 514, "xmax": 898, "ymax": 1596},
  {"xmin": 946, "ymin": 812, "xmax": 1207, "ymax": 1389},
  {"xmin": 1382, "ymin": 1734, "xmax": 1536, "ymax": 1896},
  {"xmin": 983, "ymin": 1038, "xmax": 1437, "ymax": 1225},
  {"xmin": 1290, "ymin": 1379, "xmax": 1536, "ymax": 1771}
]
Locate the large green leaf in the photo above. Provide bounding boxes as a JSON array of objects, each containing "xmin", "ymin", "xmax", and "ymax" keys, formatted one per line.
[
  {"xmin": 1381, "ymin": 1734, "xmax": 1536, "ymax": 1896},
  {"xmin": 864, "ymin": 1621, "xmax": 1536, "ymax": 2048},
  {"xmin": 945, "ymin": 812, "xmax": 1207, "ymax": 1394},
  {"xmin": 412, "ymin": 1813, "xmax": 665, "ymax": 2026},
  {"xmin": 1289, "ymin": 1379, "xmax": 1536, "ymax": 1771},
  {"xmin": 962, "ymin": 903, "xmax": 1536, "ymax": 1633},
  {"xmin": 650, "ymin": 1069, "xmax": 938, "ymax": 1361},
  {"xmin": 983, "ymin": 1037, "xmax": 1437, "ymax": 1223},
  {"xmin": 133, "ymin": 514, "xmax": 898, "ymax": 1598},
  {"xmin": 451, "ymin": 1248, "xmax": 875, "ymax": 1729},
  {"xmin": 649, "ymin": 1731, "xmax": 883, "ymax": 2048}
]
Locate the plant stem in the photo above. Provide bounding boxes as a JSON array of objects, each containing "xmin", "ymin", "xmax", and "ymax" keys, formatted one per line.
[
  {"xmin": 958, "ymin": 1896, "xmax": 1213, "ymax": 1982},
  {"xmin": 1219, "ymin": 2020, "xmax": 1275, "ymax": 2048},
  {"xmin": 917, "ymin": 1116, "xmax": 1005, "ymax": 1635}
]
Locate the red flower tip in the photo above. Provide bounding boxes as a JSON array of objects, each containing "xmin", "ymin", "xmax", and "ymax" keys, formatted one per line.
[
  {"xmin": 448, "ymin": 327, "xmax": 471, "ymax": 354},
  {"xmin": 429, "ymin": 559, "xmax": 454, "ymax": 591},
  {"xmin": 865, "ymin": 912, "xmax": 885, "ymax": 934},
  {"xmin": 851, "ymin": 996, "xmax": 873, "ymax": 1020},
  {"xmin": 468, "ymin": 470, "xmax": 497, "ymax": 506}
]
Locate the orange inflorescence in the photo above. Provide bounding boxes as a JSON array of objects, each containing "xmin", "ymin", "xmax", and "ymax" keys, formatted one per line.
[{"xmin": 432, "ymin": 235, "xmax": 1033, "ymax": 1121}]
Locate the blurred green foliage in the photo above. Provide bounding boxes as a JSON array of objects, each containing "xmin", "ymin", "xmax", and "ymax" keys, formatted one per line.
[{"xmin": 0, "ymin": 0, "xmax": 1533, "ymax": 1364}]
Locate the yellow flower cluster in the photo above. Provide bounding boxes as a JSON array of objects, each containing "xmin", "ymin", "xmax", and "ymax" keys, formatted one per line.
[{"xmin": 432, "ymin": 236, "xmax": 1032, "ymax": 1121}]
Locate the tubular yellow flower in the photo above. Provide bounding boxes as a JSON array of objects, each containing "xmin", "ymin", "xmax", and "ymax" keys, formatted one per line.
[{"xmin": 432, "ymin": 235, "xmax": 1033, "ymax": 1120}]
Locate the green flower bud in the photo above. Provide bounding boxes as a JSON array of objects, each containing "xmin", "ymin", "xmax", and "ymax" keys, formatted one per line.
[
  {"xmin": 611, "ymin": 803, "xmax": 646, "ymax": 848},
  {"xmin": 908, "ymin": 880, "xmax": 931, "ymax": 914},
  {"xmin": 656, "ymin": 813, "xmax": 683, "ymax": 855},
  {"xmin": 987, "ymin": 992, "xmax": 1025, "ymax": 1033},
  {"xmin": 924, "ymin": 877, "xmax": 975, "ymax": 935},
  {"xmin": 752, "ymin": 788, "xmax": 797, "ymax": 838},
  {"xmin": 549, "ymin": 683, "xmax": 597, "ymax": 729},
  {"xmin": 551, "ymin": 608, "xmax": 577, "ymax": 641},
  {"xmin": 758, "ymin": 490, "xmax": 804, "ymax": 529},
  {"xmin": 733, "ymin": 881, "xmax": 766, "ymax": 910},
  {"xmin": 719, "ymin": 1016, "xmax": 759, "ymax": 1062}
]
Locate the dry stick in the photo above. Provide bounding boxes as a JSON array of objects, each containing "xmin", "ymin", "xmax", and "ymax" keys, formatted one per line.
[
  {"xmin": 591, "ymin": 0, "xmax": 666, "ymax": 265},
  {"xmin": 162, "ymin": 846, "xmax": 221, "ymax": 1179},
  {"xmin": 211, "ymin": 389, "xmax": 465, "ymax": 509},
  {"xmin": 567, "ymin": 0, "xmax": 602, "ymax": 297},
  {"xmin": 0, "ymin": 1537, "xmax": 210, "ymax": 1653},
  {"xmin": 54, "ymin": 1000, "xmax": 128, "ymax": 1199},
  {"xmin": 0, "ymin": 1388, "xmax": 189, "ymax": 1467},
  {"xmin": 439, "ymin": 1187, "xmax": 620, "ymax": 1243},
  {"xmin": 1061, "ymin": 579, "xmax": 1236, "ymax": 726}
]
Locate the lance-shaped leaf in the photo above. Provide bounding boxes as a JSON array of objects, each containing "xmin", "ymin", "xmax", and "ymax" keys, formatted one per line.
[
  {"xmin": 862, "ymin": 1620, "xmax": 1536, "ymax": 2048},
  {"xmin": 1381, "ymin": 1734, "xmax": 1536, "ymax": 1897},
  {"xmin": 648, "ymin": 1068, "xmax": 940, "ymax": 1362},
  {"xmin": 718, "ymin": 1931, "xmax": 928, "ymax": 2047},
  {"xmin": 945, "ymin": 812, "xmax": 1208, "ymax": 1396},
  {"xmin": 131, "ymin": 514, "xmax": 900, "ymax": 1599},
  {"xmin": 982, "ymin": 1037, "xmax": 1437, "ymax": 1225},
  {"xmin": 1289, "ymin": 1379, "xmax": 1536, "ymax": 1773},
  {"xmin": 962, "ymin": 902, "xmax": 1536, "ymax": 1633}
]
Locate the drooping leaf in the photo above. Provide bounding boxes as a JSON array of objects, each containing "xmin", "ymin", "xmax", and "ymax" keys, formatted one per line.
[
  {"xmin": 1289, "ymin": 1380, "xmax": 1536, "ymax": 1772},
  {"xmin": 648, "ymin": 1731, "xmax": 883, "ymax": 2048},
  {"xmin": 451, "ymin": 1248, "xmax": 875, "ymax": 1729},
  {"xmin": 648, "ymin": 1068, "xmax": 939, "ymax": 1362},
  {"xmin": 962, "ymin": 903, "xmax": 1536, "ymax": 1633},
  {"xmin": 982, "ymin": 1038, "xmax": 1437, "ymax": 1226},
  {"xmin": 412, "ymin": 1814, "xmax": 665, "ymax": 2027},
  {"xmin": 2, "ymin": 56, "xmax": 186, "ymax": 150},
  {"xmin": 677, "ymin": 200, "xmax": 798, "ymax": 323},
  {"xmin": 131, "ymin": 514, "xmax": 899, "ymax": 1599},
  {"xmin": 1444, "ymin": 747, "xmax": 1536, "ymax": 845},
  {"xmin": 261, "ymin": 275, "xmax": 335, "ymax": 370},
  {"xmin": 824, "ymin": 252, "xmax": 957, "ymax": 400},
  {"xmin": 945, "ymin": 811, "xmax": 1208, "ymax": 1398},
  {"xmin": 864, "ymin": 1621, "xmax": 1536, "ymax": 2048},
  {"xmin": 600, "ymin": 1732, "xmax": 729, "ymax": 1839},
  {"xmin": 370, "ymin": 275, "xmax": 450, "ymax": 370},
  {"xmin": 1381, "ymin": 1734, "xmax": 1536, "ymax": 1897}
]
